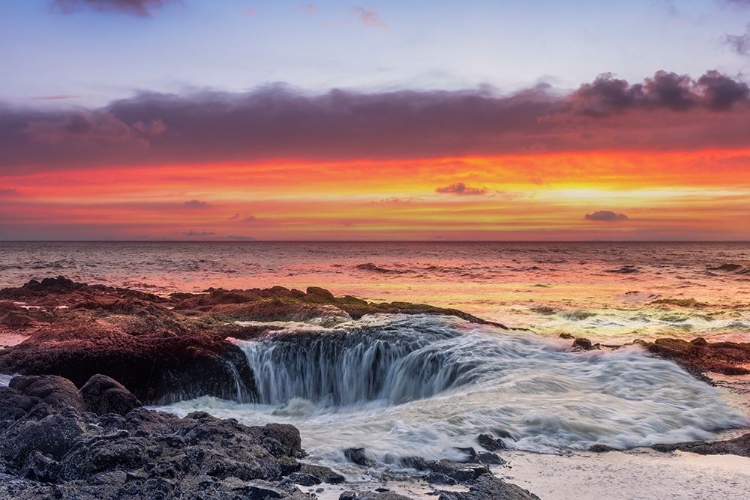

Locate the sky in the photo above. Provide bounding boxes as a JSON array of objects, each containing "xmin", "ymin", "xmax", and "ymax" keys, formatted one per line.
[{"xmin": 1, "ymin": 0, "xmax": 749, "ymax": 240}]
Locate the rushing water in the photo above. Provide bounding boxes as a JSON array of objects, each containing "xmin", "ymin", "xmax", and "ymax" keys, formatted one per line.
[
  {"xmin": 157, "ymin": 315, "xmax": 749, "ymax": 465},
  {"xmin": 1, "ymin": 241, "xmax": 750, "ymax": 487}
]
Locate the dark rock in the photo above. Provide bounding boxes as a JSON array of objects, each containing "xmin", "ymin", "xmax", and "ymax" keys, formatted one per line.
[
  {"xmin": 644, "ymin": 337, "xmax": 750, "ymax": 376},
  {"xmin": 571, "ymin": 338, "xmax": 596, "ymax": 351},
  {"xmin": 2, "ymin": 312, "xmax": 33, "ymax": 328},
  {"xmin": 3, "ymin": 409, "xmax": 84, "ymax": 465},
  {"xmin": 299, "ymin": 464, "xmax": 346, "ymax": 484},
  {"xmin": 79, "ymin": 374, "xmax": 142, "ymax": 415},
  {"xmin": 475, "ymin": 452, "xmax": 504, "ymax": 465},
  {"xmin": 558, "ymin": 333, "xmax": 574, "ymax": 340},
  {"xmin": 305, "ymin": 287, "xmax": 336, "ymax": 302},
  {"xmin": 344, "ymin": 447, "xmax": 374, "ymax": 467},
  {"xmin": 652, "ymin": 432, "xmax": 750, "ymax": 457},
  {"xmin": 477, "ymin": 434, "xmax": 506, "ymax": 452},
  {"xmin": 286, "ymin": 472, "xmax": 321, "ymax": 486},
  {"xmin": 0, "ymin": 373, "xmax": 316, "ymax": 499},
  {"xmin": 425, "ymin": 472, "xmax": 458, "ymax": 485},
  {"xmin": 9, "ymin": 375, "xmax": 85, "ymax": 413},
  {"xmin": 438, "ymin": 474, "xmax": 541, "ymax": 500},
  {"xmin": 589, "ymin": 444, "xmax": 617, "ymax": 453}
]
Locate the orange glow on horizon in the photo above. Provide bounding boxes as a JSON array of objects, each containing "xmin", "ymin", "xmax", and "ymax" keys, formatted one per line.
[{"xmin": 1, "ymin": 149, "xmax": 749, "ymax": 240}]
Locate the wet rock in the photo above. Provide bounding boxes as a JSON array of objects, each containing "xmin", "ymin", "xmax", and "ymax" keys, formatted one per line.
[
  {"xmin": 344, "ymin": 447, "xmax": 374, "ymax": 467},
  {"xmin": 299, "ymin": 463, "xmax": 346, "ymax": 484},
  {"xmin": 476, "ymin": 434, "xmax": 506, "ymax": 452},
  {"xmin": 558, "ymin": 333, "xmax": 574, "ymax": 340},
  {"xmin": 652, "ymin": 432, "xmax": 750, "ymax": 457},
  {"xmin": 2, "ymin": 408, "xmax": 84, "ymax": 465},
  {"xmin": 438, "ymin": 474, "xmax": 541, "ymax": 500},
  {"xmin": 571, "ymin": 337, "xmax": 599, "ymax": 351},
  {"xmin": 79, "ymin": 374, "xmax": 142, "ymax": 415},
  {"xmin": 9, "ymin": 375, "xmax": 85, "ymax": 414},
  {"xmin": 589, "ymin": 444, "xmax": 618, "ymax": 453},
  {"xmin": 644, "ymin": 337, "xmax": 750, "ymax": 376},
  {"xmin": 286, "ymin": 472, "xmax": 321, "ymax": 486},
  {"xmin": 341, "ymin": 492, "xmax": 414, "ymax": 500},
  {"xmin": 0, "ymin": 374, "xmax": 315, "ymax": 499},
  {"xmin": 425, "ymin": 472, "xmax": 458, "ymax": 485}
]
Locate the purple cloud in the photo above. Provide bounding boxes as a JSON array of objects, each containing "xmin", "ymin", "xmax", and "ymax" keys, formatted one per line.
[
  {"xmin": 2, "ymin": 71, "xmax": 750, "ymax": 173},
  {"xmin": 724, "ymin": 25, "xmax": 750, "ymax": 57},
  {"xmin": 51, "ymin": 0, "xmax": 179, "ymax": 17},
  {"xmin": 435, "ymin": 183, "xmax": 487, "ymax": 195},
  {"xmin": 584, "ymin": 211, "xmax": 629, "ymax": 222},
  {"xmin": 182, "ymin": 200, "xmax": 212, "ymax": 210},
  {"xmin": 350, "ymin": 7, "xmax": 388, "ymax": 29}
]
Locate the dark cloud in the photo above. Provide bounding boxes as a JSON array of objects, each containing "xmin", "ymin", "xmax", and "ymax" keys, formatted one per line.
[
  {"xmin": 0, "ymin": 188, "xmax": 19, "ymax": 197},
  {"xmin": 242, "ymin": 216, "xmax": 257, "ymax": 223},
  {"xmin": 182, "ymin": 200, "xmax": 212, "ymax": 210},
  {"xmin": 568, "ymin": 70, "xmax": 748, "ymax": 115},
  {"xmin": 697, "ymin": 71, "xmax": 750, "ymax": 109},
  {"xmin": 24, "ymin": 111, "xmax": 164, "ymax": 145},
  {"xmin": 584, "ymin": 211, "xmax": 629, "ymax": 222},
  {"xmin": 2, "ymin": 71, "xmax": 750, "ymax": 172},
  {"xmin": 184, "ymin": 231, "xmax": 215, "ymax": 237},
  {"xmin": 51, "ymin": 0, "xmax": 179, "ymax": 17},
  {"xmin": 350, "ymin": 7, "xmax": 388, "ymax": 29},
  {"xmin": 435, "ymin": 183, "xmax": 487, "ymax": 195}
]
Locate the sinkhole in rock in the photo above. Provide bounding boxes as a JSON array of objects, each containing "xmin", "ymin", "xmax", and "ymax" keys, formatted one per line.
[{"xmin": 238, "ymin": 326, "xmax": 479, "ymax": 407}]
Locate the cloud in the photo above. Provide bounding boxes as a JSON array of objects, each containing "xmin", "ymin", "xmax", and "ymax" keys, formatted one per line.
[
  {"xmin": 724, "ymin": 24, "xmax": 750, "ymax": 56},
  {"xmin": 296, "ymin": 3, "xmax": 317, "ymax": 15},
  {"xmin": 435, "ymin": 183, "xmax": 487, "ymax": 195},
  {"xmin": 350, "ymin": 7, "xmax": 388, "ymax": 29},
  {"xmin": 182, "ymin": 200, "xmax": 212, "ymax": 209},
  {"xmin": 567, "ymin": 71, "xmax": 749, "ymax": 115},
  {"xmin": 243, "ymin": 7, "xmax": 257, "ymax": 16},
  {"xmin": 24, "ymin": 111, "xmax": 165, "ymax": 145},
  {"xmin": 2, "ymin": 70, "xmax": 750, "ymax": 172},
  {"xmin": 30, "ymin": 95, "xmax": 79, "ymax": 101},
  {"xmin": 241, "ymin": 215, "xmax": 257, "ymax": 223},
  {"xmin": 0, "ymin": 188, "xmax": 19, "ymax": 197},
  {"xmin": 584, "ymin": 210, "xmax": 629, "ymax": 222},
  {"xmin": 226, "ymin": 235, "xmax": 256, "ymax": 241},
  {"xmin": 184, "ymin": 231, "xmax": 215, "ymax": 237},
  {"xmin": 51, "ymin": 0, "xmax": 180, "ymax": 17}
]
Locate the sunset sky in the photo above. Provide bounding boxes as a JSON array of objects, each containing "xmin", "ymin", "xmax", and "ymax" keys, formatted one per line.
[{"xmin": 1, "ymin": 0, "xmax": 750, "ymax": 240}]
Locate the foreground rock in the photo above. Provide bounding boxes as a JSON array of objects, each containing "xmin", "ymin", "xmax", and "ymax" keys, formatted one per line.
[
  {"xmin": 0, "ymin": 374, "xmax": 539, "ymax": 500},
  {"xmin": 652, "ymin": 432, "xmax": 750, "ymax": 457},
  {"xmin": 0, "ymin": 374, "xmax": 312, "ymax": 500},
  {"xmin": 0, "ymin": 277, "xmax": 505, "ymax": 405}
]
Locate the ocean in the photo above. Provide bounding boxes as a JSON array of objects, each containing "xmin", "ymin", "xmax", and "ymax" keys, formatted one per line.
[
  {"xmin": 1, "ymin": 241, "xmax": 749, "ymax": 342},
  {"xmin": 2, "ymin": 241, "xmax": 750, "ymax": 498}
]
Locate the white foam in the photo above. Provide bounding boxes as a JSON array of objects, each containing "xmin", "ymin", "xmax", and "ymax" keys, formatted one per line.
[{"xmin": 157, "ymin": 316, "xmax": 750, "ymax": 467}]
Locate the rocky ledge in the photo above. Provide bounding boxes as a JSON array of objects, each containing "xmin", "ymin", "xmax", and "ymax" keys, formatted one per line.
[
  {"xmin": 0, "ymin": 373, "xmax": 538, "ymax": 500},
  {"xmin": 0, "ymin": 277, "xmax": 505, "ymax": 405}
]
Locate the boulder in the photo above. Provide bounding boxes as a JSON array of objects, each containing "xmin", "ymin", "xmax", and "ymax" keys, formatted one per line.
[{"xmin": 79, "ymin": 374, "xmax": 142, "ymax": 415}]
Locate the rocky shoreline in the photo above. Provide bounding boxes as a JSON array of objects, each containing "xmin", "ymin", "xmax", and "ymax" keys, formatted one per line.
[{"xmin": 1, "ymin": 276, "xmax": 750, "ymax": 499}]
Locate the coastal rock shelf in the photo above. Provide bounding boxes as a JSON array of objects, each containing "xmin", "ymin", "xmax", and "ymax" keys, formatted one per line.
[{"xmin": 0, "ymin": 277, "xmax": 504, "ymax": 405}]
